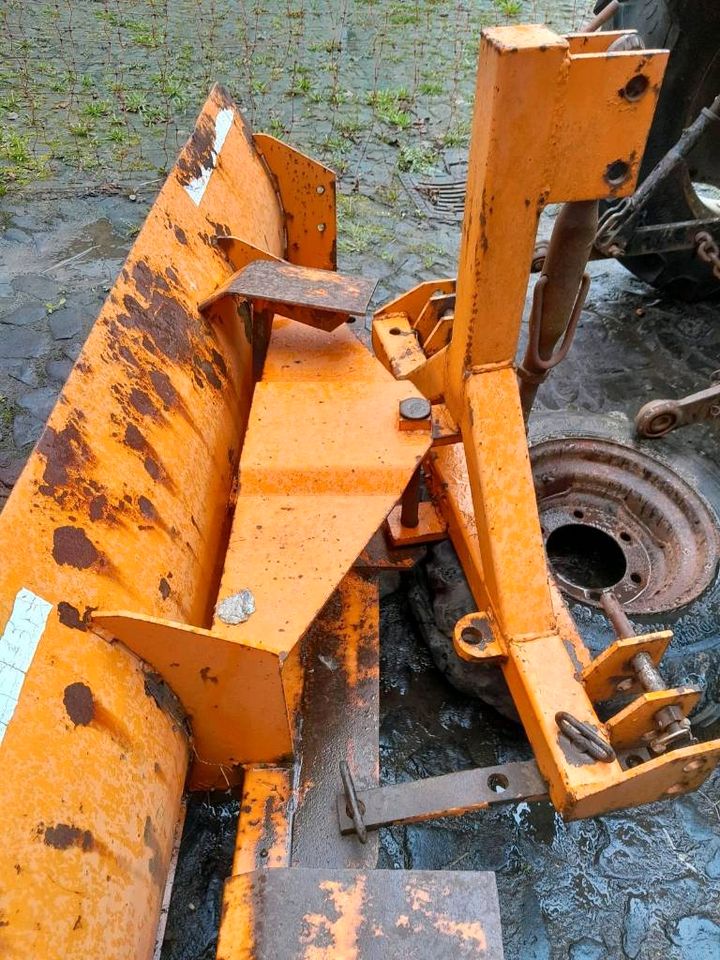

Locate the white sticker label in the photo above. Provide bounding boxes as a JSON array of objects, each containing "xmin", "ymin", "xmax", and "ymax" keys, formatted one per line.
[
  {"xmin": 0, "ymin": 588, "xmax": 53, "ymax": 744},
  {"xmin": 184, "ymin": 107, "xmax": 234, "ymax": 207}
]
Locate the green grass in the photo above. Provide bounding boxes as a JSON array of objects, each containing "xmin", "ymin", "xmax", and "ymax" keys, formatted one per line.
[
  {"xmin": 398, "ymin": 143, "xmax": 437, "ymax": 173},
  {"xmin": 0, "ymin": 131, "xmax": 49, "ymax": 195},
  {"xmin": 0, "ymin": 0, "xmax": 570, "ymax": 198}
]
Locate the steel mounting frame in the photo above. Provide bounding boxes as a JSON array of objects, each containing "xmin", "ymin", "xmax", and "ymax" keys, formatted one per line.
[{"xmin": 374, "ymin": 25, "xmax": 720, "ymax": 819}]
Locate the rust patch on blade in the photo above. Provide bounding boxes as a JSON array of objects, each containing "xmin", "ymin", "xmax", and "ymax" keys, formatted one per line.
[
  {"xmin": 129, "ymin": 387, "xmax": 159, "ymax": 419},
  {"xmin": 175, "ymin": 111, "xmax": 217, "ymax": 189},
  {"xmin": 138, "ymin": 496, "xmax": 158, "ymax": 521},
  {"xmin": 143, "ymin": 816, "xmax": 164, "ymax": 886},
  {"xmin": 122, "ymin": 424, "xmax": 174, "ymax": 488},
  {"xmin": 52, "ymin": 526, "xmax": 103, "ymax": 570},
  {"xmin": 116, "ymin": 261, "xmax": 196, "ymax": 364},
  {"xmin": 43, "ymin": 823, "xmax": 94, "ymax": 852},
  {"xmin": 36, "ymin": 420, "xmax": 95, "ymax": 498},
  {"xmin": 149, "ymin": 369, "xmax": 180, "ymax": 409},
  {"xmin": 63, "ymin": 682, "xmax": 95, "ymax": 726},
  {"xmin": 57, "ymin": 601, "xmax": 94, "ymax": 632}
]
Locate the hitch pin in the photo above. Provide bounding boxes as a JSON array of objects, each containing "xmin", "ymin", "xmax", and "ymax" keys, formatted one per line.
[{"xmin": 600, "ymin": 591, "xmax": 693, "ymax": 753}]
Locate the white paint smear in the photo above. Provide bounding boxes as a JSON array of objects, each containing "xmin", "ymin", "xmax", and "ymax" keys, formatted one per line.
[
  {"xmin": 0, "ymin": 588, "xmax": 53, "ymax": 743},
  {"xmin": 184, "ymin": 107, "xmax": 234, "ymax": 207}
]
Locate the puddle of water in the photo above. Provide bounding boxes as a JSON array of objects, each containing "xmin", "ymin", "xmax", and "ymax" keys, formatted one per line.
[{"xmin": 55, "ymin": 218, "xmax": 130, "ymax": 265}]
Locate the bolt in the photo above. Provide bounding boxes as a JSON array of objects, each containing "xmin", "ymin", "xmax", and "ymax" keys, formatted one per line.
[
  {"xmin": 665, "ymin": 784, "xmax": 684, "ymax": 795},
  {"xmin": 632, "ymin": 651, "xmax": 665, "ymax": 693},
  {"xmin": 683, "ymin": 759, "xmax": 705, "ymax": 773},
  {"xmin": 616, "ymin": 677, "xmax": 634, "ymax": 693},
  {"xmin": 399, "ymin": 397, "xmax": 432, "ymax": 421}
]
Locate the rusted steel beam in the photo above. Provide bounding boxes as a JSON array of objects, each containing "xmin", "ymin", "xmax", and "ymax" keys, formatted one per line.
[
  {"xmin": 232, "ymin": 767, "xmax": 293, "ymax": 874},
  {"xmin": 290, "ymin": 571, "xmax": 380, "ymax": 869},
  {"xmin": 218, "ymin": 868, "xmax": 505, "ymax": 958},
  {"xmin": 336, "ymin": 760, "xmax": 547, "ymax": 835}
]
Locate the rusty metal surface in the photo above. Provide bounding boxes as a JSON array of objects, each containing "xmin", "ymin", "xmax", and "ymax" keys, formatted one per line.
[
  {"xmin": 353, "ymin": 529, "xmax": 425, "ymax": 573},
  {"xmin": 519, "ymin": 200, "xmax": 596, "ymax": 416},
  {"xmin": 232, "ymin": 767, "xmax": 292, "ymax": 874},
  {"xmin": 218, "ymin": 868, "xmax": 505, "ymax": 958},
  {"xmin": 582, "ymin": 632, "xmax": 672, "ymax": 702},
  {"xmin": 606, "ymin": 686, "xmax": 701, "ymax": 749},
  {"xmin": 386, "ymin": 501, "xmax": 447, "ymax": 547},
  {"xmin": 635, "ymin": 377, "xmax": 720, "ymax": 438},
  {"xmin": 91, "ymin": 610, "xmax": 291, "ymax": 786},
  {"xmin": 532, "ymin": 436, "xmax": 720, "ymax": 612},
  {"xmin": 200, "ymin": 259, "xmax": 377, "ymax": 332},
  {"xmin": 290, "ymin": 571, "xmax": 380, "ymax": 869},
  {"xmin": 337, "ymin": 760, "xmax": 547, "ymax": 835},
  {"xmin": 0, "ymin": 85, "xmax": 285, "ymax": 959}
]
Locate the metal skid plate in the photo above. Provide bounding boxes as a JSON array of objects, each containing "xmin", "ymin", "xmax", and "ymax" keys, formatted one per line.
[
  {"xmin": 218, "ymin": 868, "xmax": 505, "ymax": 958},
  {"xmin": 200, "ymin": 259, "xmax": 377, "ymax": 331}
]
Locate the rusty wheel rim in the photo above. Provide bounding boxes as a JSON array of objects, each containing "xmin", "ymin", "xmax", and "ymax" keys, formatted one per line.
[{"xmin": 531, "ymin": 436, "xmax": 720, "ymax": 613}]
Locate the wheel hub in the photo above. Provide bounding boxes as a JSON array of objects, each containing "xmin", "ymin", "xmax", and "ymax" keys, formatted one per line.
[{"xmin": 531, "ymin": 436, "xmax": 720, "ymax": 613}]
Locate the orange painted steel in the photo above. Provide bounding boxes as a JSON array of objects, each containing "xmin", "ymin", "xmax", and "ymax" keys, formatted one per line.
[
  {"xmin": 375, "ymin": 25, "xmax": 720, "ymax": 818},
  {"xmin": 93, "ymin": 314, "xmax": 430, "ymax": 791},
  {"xmin": 0, "ymin": 85, "xmax": 292, "ymax": 959},
  {"xmin": 254, "ymin": 133, "xmax": 337, "ymax": 270},
  {"xmin": 1, "ymin": 21, "xmax": 716, "ymax": 960},
  {"xmin": 232, "ymin": 767, "xmax": 293, "ymax": 874}
]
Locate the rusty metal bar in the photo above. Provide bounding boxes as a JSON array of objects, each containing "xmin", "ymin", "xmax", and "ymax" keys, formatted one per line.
[
  {"xmin": 337, "ymin": 760, "xmax": 547, "ymax": 835},
  {"xmin": 519, "ymin": 200, "xmax": 596, "ymax": 417},
  {"xmin": 583, "ymin": 1, "xmax": 619, "ymax": 32},
  {"xmin": 635, "ymin": 378, "xmax": 720, "ymax": 438},
  {"xmin": 600, "ymin": 590, "xmax": 635, "ymax": 639}
]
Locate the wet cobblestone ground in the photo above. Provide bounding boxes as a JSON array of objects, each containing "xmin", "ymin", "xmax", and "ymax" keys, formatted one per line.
[{"xmin": 2, "ymin": 2, "xmax": 720, "ymax": 959}]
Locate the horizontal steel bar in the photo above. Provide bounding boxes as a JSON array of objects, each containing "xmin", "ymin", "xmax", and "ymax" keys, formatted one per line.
[
  {"xmin": 624, "ymin": 218, "xmax": 720, "ymax": 256},
  {"xmin": 337, "ymin": 760, "xmax": 548, "ymax": 835}
]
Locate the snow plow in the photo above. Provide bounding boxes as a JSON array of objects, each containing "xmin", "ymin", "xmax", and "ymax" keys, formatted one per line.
[{"xmin": 1, "ymin": 22, "xmax": 719, "ymax": 960}]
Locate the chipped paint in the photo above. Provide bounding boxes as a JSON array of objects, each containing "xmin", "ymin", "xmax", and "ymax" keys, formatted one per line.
[
  {"xmin": 301, "ymin": 876, "xmax": 366, "ymax": 959},
  {"xmin": 215, "ymin": 589, "xmax": 255, "ymax": 625},
  {"xmin": 184, "ymin": 107, "xmax": 233, "ymax": 206},
  {"xmin": 0, "ymin": 589, "xmax": 52, "ymax": 743}
]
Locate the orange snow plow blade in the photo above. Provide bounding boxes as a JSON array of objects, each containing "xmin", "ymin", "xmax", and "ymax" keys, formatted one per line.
[{"xmin": 2, "ymin": 23, "xmax": 719, "ymax": 960}]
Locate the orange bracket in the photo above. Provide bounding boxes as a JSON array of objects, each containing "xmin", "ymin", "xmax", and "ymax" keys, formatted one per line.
[
  {"xmin": 254, "ymin": 132, "xmax": 337, "ymax": 270},
  {"xmin": 582, "ymin": 632, "xmax": 672, "ymax": 701},
  {"xmin": 373, "ymin": 26, "xmax": 720, "ymax": 819}
]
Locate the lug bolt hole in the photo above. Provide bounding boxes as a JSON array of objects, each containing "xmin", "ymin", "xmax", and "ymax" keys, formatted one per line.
[
  {"xmin": 573, "ymin": 509, "xmax": 584, "ymax": 519},
  {"xmin": 630, "ymin": 572, "xmax": 642, "ymax": 585},
  {"xmin": 620, "ymin": 531, "xmax": 632, "ymax": 543}
]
